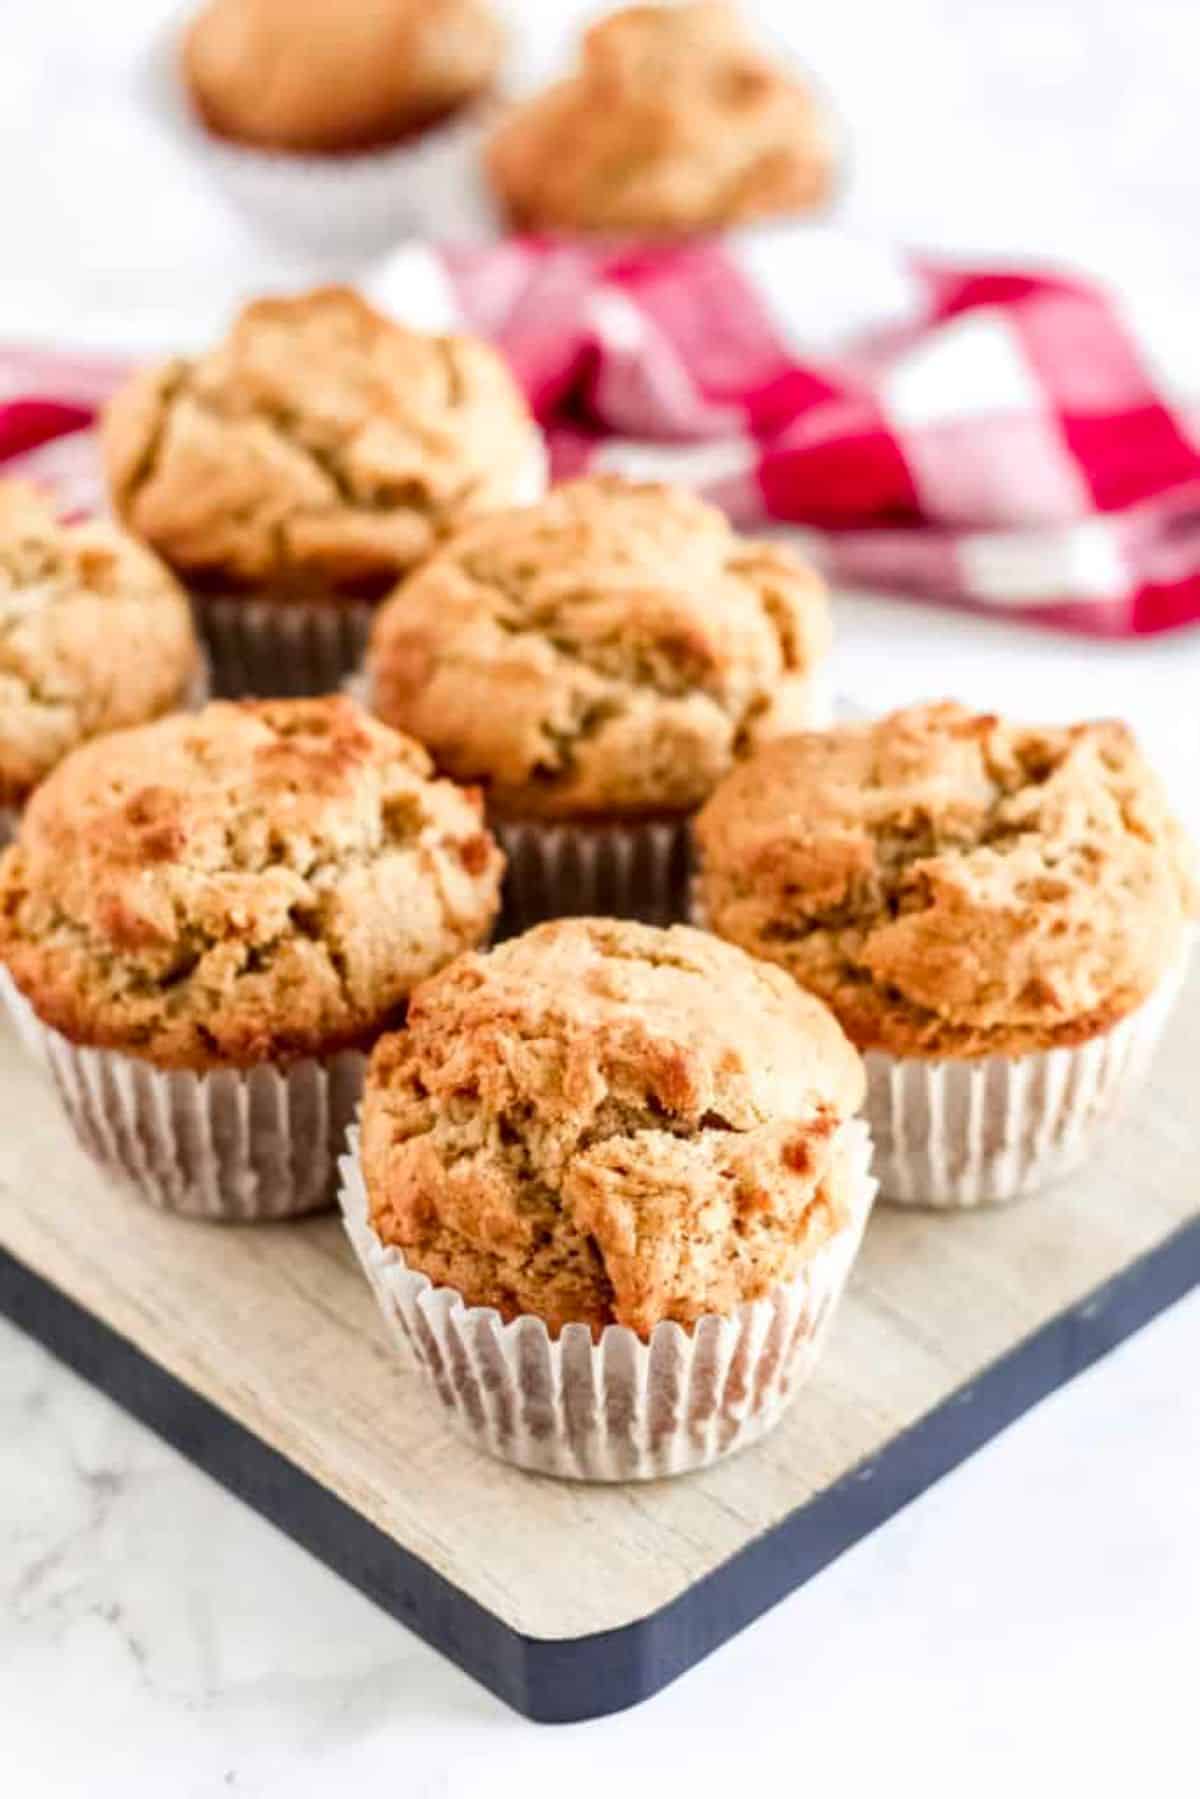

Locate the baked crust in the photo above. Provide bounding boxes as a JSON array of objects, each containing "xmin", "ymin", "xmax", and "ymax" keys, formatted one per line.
[
  {"xmin": 367, "ymin": 475, "xmax": 830, "ymax": 819},
  {"xmin": 694, "ymin": 700, "xmax": 1200, "ymax": 1059},
  {"xmin": 183, "ymin": 0, "xmax": 503, "ymax": 154},
  {"xmin": 102, "ymin": 287, "xmax": 541, "ymax": 596},
  {"xmin": 0, "ymin": 695, "xmax": 503, "ymax": 1069},
  {"xmin": 486, "ymin": 2, "xmax": 834, "ymax": 236},
  {"xmin": 361, "ymin": 916, "xmax": 864, "ymax": 1339},
  {"xmin": 0, "ymin": 482, "xmax": 200, "ymax": 809}
]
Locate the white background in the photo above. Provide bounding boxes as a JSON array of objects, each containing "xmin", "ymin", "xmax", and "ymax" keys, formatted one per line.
[{"xmin": 2, "ymin": 3, "xmax": 1199, "ymax": 1793}]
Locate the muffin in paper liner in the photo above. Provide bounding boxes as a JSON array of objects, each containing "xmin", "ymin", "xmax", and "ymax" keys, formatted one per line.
[
  {"xmin": 144, "ymin": 17, "xmax": 499, "ymax": 257},
  {"xmin": 0, "ymin": 968, "xmax": 364, "ymax": 1221},
  {"xmin": 865, "ymin": 943, "xmax": 1192, "ymax": 1209},
  {"xmin": 338, "ymin": 1117, "xmax": 876, "ymax": 1481},
  {"xmin": 689, "ymin": 891, "xmax": 1191, "ymax": 1210}
]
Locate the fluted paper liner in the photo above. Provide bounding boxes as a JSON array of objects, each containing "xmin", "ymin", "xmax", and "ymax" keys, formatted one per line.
[
  {"xmin": 0, "ymin": 969, "xmax": 364, "ymax": 1220},
  {"xmin": 193, "ymin": 593, "xmax": 377, "ymax": 700},
  {"xmin": 865, "ymin": 946, "xmax": 1191, "ymax": 1208},
  {"xmin": 339, "ymin": 1118, "xmax": 876, "ymax": 1481},
  {"xmin": 496, "ymin": 815, "xmax": 693, "ymax": 932}
]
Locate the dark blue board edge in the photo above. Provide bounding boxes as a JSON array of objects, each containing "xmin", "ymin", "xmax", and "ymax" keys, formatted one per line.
[{"xmin": 1, "ymin": 1214, "xmax": 1198, "ymax": 1726}]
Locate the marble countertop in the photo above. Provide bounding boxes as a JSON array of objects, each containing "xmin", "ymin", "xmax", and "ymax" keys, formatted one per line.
[{"xmin": 3, "ymin": 2, "xmax": 1200, "ymax": 1792}]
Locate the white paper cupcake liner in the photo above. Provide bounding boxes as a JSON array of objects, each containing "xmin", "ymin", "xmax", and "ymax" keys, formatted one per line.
[
  {"xmin": 495, "ymin": 815, "xmax": 692, "ymax": 932},
  {"xmin": 339, "ymin": 1118, "xmax": 875, "ymax": 1480},
  {"xmin": 865, "ymin": 945, "xmax": 1191, "ymax": 1209},
  {"xmin": 0, "ymin": 969, "xmax": 364, "ymax": 1221}
]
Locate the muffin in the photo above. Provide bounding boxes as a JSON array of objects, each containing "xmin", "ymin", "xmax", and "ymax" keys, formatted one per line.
[
  {"xmin": 102, "ymin": 288, "xmax": 545, "ymax": 697},
  {"xmin": 0, "ymin": 694, "xmax": 504, "ymax": 1219},
  {"xmin": 485, "ymin": 2, "xmax": 836, "ymax": 237},
  {"xmin": 340, "ymin": 917, "xmax": 875, "ymax": 1478},
  {"xmin": 0, "ymin": 481, "xmax": 201, "ymax": 846},
  {"xmin": 175, "ymin": 0, "xmax": 505, "ymax": 253},
  {"xmin": 366, "ymin": 475, "xmax": 831, "ymax": 928},
  {"xmin": 184, "ymin": 0, "xmax": 503, "ymax": 152},
  {"xmin": 694, "ymin": 700, "xmax": 1198, "ymax": 1207}
]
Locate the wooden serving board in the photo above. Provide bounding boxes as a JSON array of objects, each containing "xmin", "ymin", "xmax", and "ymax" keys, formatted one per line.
[{"xmin": 1, "ymin": 973, "xmax": 1198, "ymax": 1723}]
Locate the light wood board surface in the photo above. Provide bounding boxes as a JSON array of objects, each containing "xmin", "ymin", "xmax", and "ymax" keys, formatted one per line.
[{"xmin": 1, "ymin": 975, "xmax": 1197, "ymax": 1643}]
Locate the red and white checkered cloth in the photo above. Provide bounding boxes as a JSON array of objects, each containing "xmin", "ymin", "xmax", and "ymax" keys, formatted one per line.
[{"xmin": 5, "ymin": 234, "xmax": 1200, "ymax": 636}]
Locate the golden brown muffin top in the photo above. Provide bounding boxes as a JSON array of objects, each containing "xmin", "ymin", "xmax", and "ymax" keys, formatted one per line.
[
  {"xmin": 695, "ymin": 700, "xmax": 1199, "ymax": 1060},
  {"xmin": 486, "ymin": 2, "xmax": 834, "ymax": 236},
  {"xmin": 367, "ymin": 475, "xmax": 830, "ymax": 819},
  {"xmin": 183, "ymin": 0, "xmax": 503, "ymax": 154},
  {"xmin": 0, "ymin": 482, "xmax": 200, "ymax": 810},
  {"xmin": 0, "ymin": 695, "xmax": 503, "ymax": 1069},
  {"xmin": 361, "ymin": 916, "xmax": 864, "ymax": 1339},
  {"xmin": 102, "ymin": 287, "xmax": 542, "ymax": 595}
]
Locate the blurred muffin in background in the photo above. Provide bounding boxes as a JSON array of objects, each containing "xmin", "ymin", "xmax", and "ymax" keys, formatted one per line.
[
  {"xmin": 183, "ymin": 0, "xmax": 503, "ymax": 152},
  {"xmin": 486, "ymin": 1, "xmax": 837, "ymax": 237},
  {"xmin": 102, "ymin": 286, "xmax": 545, "ymax": 699},
  {"xmin": 169, "ymin": 0, "xmax": 505, "ymax": 253},
  {"xmin": 0, "ymin": 481, "xmax": 201, "ymax": 846}
]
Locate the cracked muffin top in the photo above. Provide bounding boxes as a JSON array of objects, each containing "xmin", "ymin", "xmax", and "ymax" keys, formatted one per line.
[
  {"xmin": 366, "ymin": 476, "xmax": 830, "ymax": 819},
  {"xmin": 101, "ymin": 288, "xmax": 542, "ymax": 596},
  {"xmin": 184, "ymin": 0, "xmax": 503, "ymax": 155},
  {"xmin": 0, "ymin": 482, "xmax": 200, "ymax": 812},
  {"xmin": 694, "ymin": 701, "xmax": 1199, "ymax": 1060},
  {"xmin": 485, "ymin": 2, "xmax": 835, "ymax": 236},
  {"xmin": 361, "ymin": 917, "xmax": 865, "ymax": 1338},
  {"xmin": 0, "ymin": 694, "xmax": 503, "ymax": 1069}
]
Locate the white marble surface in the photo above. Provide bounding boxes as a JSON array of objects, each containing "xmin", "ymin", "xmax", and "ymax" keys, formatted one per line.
[{"xmin": 3, "ymin": 1, "xmax": 1200, "ymax": 1791}]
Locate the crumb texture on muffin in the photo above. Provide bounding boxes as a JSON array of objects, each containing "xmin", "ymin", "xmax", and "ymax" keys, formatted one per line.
[
  {"xmin": 0, "ymin": 695, "xmax": 503, "ymax": 1068},
  {"xmin": 361, "ymin": 917, "xmax": 864, "ymax": 1338},
  {"xmin": 102, "ymin": 288, "xmax": 540, "ymax": 593},
  {"xmin": 695, "ymin": 700, "xmax": 1200, "ymax": 1058},
  {"xmin": 183, "ymin": 0, "xmax": 503, "ymax": 154},
  {"xmin": 0, "ymin": 481, "xmax": 199, "ymax": 808},
  {"xmin": 486, "ymin": 1, "xmax": 834, "ymax": 235},
  {"xmin": 368, "ymin": 475, "xmax": 830, "ymax": 818}
]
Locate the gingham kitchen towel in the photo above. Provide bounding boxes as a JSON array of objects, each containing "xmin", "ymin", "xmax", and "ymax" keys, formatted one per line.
[{"xmin": 5, "ymin": 231, "xmax": 1200, "ymax": 635}]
